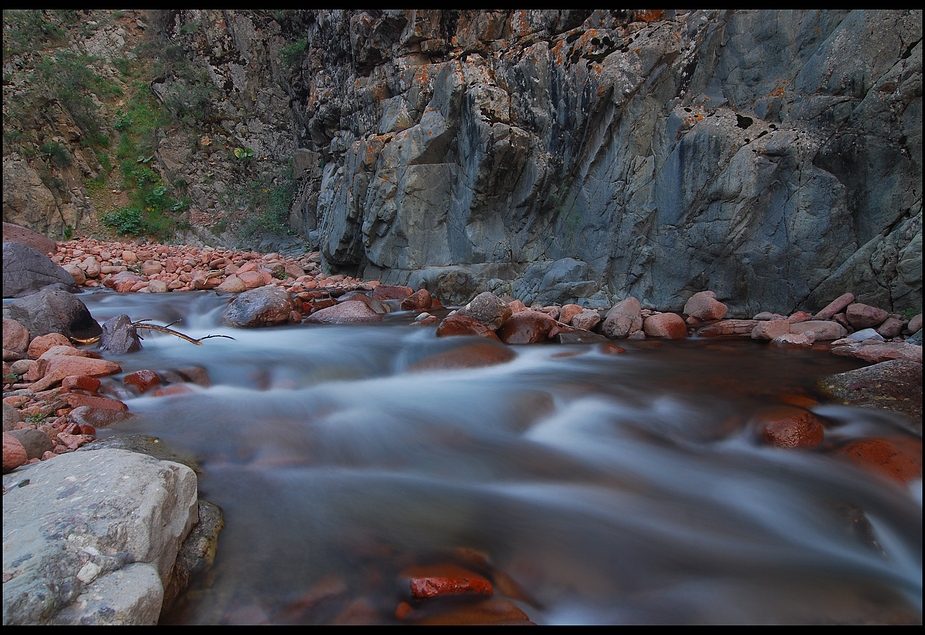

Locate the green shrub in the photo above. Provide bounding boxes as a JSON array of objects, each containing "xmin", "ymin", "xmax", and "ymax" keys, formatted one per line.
[
  {"xmin": 39, "ymin": 140, "xmax": 72, "ymax": 167},
  {"xmin": 102, "ymin": 207, "xmax": 144, "ymax": 235},
  {"xmin": 281, "ymin": 37, "xmax": 307, "ymax": 68}
]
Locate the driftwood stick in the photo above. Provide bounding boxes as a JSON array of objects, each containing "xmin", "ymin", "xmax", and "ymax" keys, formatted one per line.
[{"xmin": 131, "ymin": 319, "xmax": 236, "ymax": 345}]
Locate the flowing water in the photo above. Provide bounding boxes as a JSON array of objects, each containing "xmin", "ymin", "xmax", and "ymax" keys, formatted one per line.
[{"xmin": 62, "ymin": 290, "xmax": 924, "ymax": 623}]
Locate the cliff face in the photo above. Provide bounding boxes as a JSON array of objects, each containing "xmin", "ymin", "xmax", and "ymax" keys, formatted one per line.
[
  {"xmin": 3, "ymin": 10, "xmax": 922, "ymax": 315},
  {"xmin": 281, "ymin": 9, "xmax": 922, "ymax": 314}
]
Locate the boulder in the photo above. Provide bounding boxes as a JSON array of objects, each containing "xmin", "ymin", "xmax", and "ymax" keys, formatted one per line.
[
  {"xmin": 3, "ymin": 319, "xmax": 30, "ymax": 358},
  {"xmin": 789, "ymin": 320, "xmax": 848, "ymax": 341},
  {"xmin": 845, "ymin": 302, "xmax": 889, "ymax": 329},
  {"xmin": 456, "ymin": 292, "xmax": 512, "ymax": 331},
  {"xmin": 3, "ymin": 242, "xmax": 76, "ymax": 298},
  {"xmin": 303, "ymin": 300, "xmax": 383, "ymax": 324},
  {"xmin": 435, "ymin": 314, "xmax": 502, "ymax": 340},
  {"xmin": 751, "ymin": 319, "xmax": 792, "ymax": 340},
  {"xmin": 601, "ymin": 297, "xmax": 643, "ymax": 339},
  {"xmin": 221, "ymin": 285, "xmax": 294, "ymax": 328},
  {"xmin": 643, "ymin": 312, "xmax": 687, "ymax": 339},
  {"xmin": 816, "ymin": 359, "xmax": 923, "ymax": 430},
  {"xmin": 2, "ymin": 449, "xmax": 198, "ymax": 624},
  {"xmin": 99, "ymin": 314, "xmax": 143, "ymax": 354},
  {"xmin": 8, "ymin": 286, "xmax": 101, "ymax": 340},
  {"xmin": 683, "ymin": 291, "xmax": 728, "ymax": 321},
  {"xmin": 812, "ymin": 293, "xmax": 855, "ymax": 320},
  {"xmin": 2, "ymin": 223, "xmax": 57, "ymax": 256},
  {"xmin": 497, "ymin": 309, "xmax": 557, "ymax": 344}
]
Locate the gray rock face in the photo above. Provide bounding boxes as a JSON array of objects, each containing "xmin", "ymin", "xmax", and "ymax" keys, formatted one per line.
[
  {"xmin": 280, "ymin": 9, "xmax": 921, "ymax": 316},
  {"xmin": 2, "ymin": 449, "xmax": 199, "ymax": 625},
  {"xmin": 2, "ymin": 242, "xmax": 76, "ymax": 298}
]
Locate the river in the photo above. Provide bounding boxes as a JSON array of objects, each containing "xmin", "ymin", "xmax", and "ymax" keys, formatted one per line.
[{"xmin": 69, "ymin": 289, "xmax": 922, "ymax": 624}]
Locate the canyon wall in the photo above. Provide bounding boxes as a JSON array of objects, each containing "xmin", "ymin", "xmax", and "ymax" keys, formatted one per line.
[{"xmin": 4, "ymin": 10, "xmax": 922, "ymax": 315}]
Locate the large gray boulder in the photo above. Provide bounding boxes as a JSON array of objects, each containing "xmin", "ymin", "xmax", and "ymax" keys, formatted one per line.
[
  {"xmin": 8, "ymin": 285, "xmax": 101, "ymax": 340},
  {"xmin": 221, "ymin": 285, "xmax": 294, "ymax": 328},
  {"xmin": 2, "ymin": 242, "xmax": 76, "ymax": 298},
  {"xmin": 2, "ymin": 449, "xmax": 199, "ymax": 625}
]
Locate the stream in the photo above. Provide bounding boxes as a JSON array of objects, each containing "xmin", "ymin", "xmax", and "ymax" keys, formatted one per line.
[{"xmin": 67, "ymin": 290, "xmax": 923, "ymax": 624}]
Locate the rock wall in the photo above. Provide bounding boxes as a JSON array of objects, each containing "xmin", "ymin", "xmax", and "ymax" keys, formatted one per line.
[
  {"xmin": 3, "ymin": 10, "xmax": 921, "ymax": 315},
  {"xmin": 278, "ymin": 9, "xmax": 921, "ymax": 315}
]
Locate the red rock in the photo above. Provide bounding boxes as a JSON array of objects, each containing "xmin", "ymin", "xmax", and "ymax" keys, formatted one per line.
[
  {"xmin": 751, "ymin": 319, "xmax": 791, "ymax": 340},
  {"xmin": 876, "ymin": 315, "xmax": 904, "ymax": 338},
  {"xmin": 601, "ymin": 297, "xmax": 643, "ymax": 339},
  {"xmin": 124, "ymin": 369, "xmax": 162, "ymax": 394},
  {"xmin": 643, "ymin": 312, "xmax": 687, "ymax": 339},
  {"xmin": 29, "ymin": 356, "xmax": 121, "ymax": 392},
  {"xmin": 683, "ymin": 290, "xmax": 728, "ymax": 320},
  {"xmin": 845, "ymin": 302, "xmax": 890, "ymax": 329},
  {"xmin": 435, "ymin": 315, "xmax": 502, "ymax": 340},
  {"xmin": 26, "ymin": 333, "xmax": 74, "ymax": 359},
  {"xmin": 408, "ymin": 340, "xmax": 516, "ymax": 371},
  {"xmin": 769, "ymin": 333, "xmax": 816, "ymax": 348},
  {"xmin": 458, "ymin": 293, "xmax": 513, "ymax": 331},
  {"xmin": 789, "ymin": 320, "xmax": 848, "ymax": 341},
  {"xmin": 3, "ymin": 319, "xmax": 30, "ymax": 358},
  {"xmin": 65, "ymin": 393, "xmax": 128, "ymax": 411},
  {"xmin": 237, "ymin": 270, "xmax": 267, "ymax": 289},
  {"xmin": 401, "ymin": 288, "xmax": 433, "ymax": 312},
  {"xmin": 405, "ymin": 563, "xmax": 494, "ymax": 600},
  {"xmin": 813, "ymin": 292, "xmax": 855, "ymax": 320},
  {"xmin": 835, "ymin": 437, "xmax": 922, "ymax": 484},
  {"xmin": 830, "ymin": 341, "xmax": 923, "ymax": 363},
  {"xmin": 105, "ymin": 270, "xmax": 144, "ymax": 292},
  {"xmin": 152, "ymin": 384, "xmax": 196, "ymax": 397},
  {"xmin": 600, "ymin": 342, "xmax": 627, "ymax": 354},
  {"xmin": 141, "ymin": 259, "xmax": 162, "ymax": 275},
  {"xmin": 506, "ymin": 299, "xmax": 527, "ymax": 313},
  {"xmin": 371, "ymin": 284, "xmax": 413, "ymax": 301},
  {"xmin": 216, "ymin": 275, "xmax": 246, "ymax": 293},
  {"xmin": 787, "ymin": 311, "xmax": 813, "ymax": 324},
  {"xmin": 306, "ymin": 298, "xmax": 337, "ymax": 313},
  {"xmin": 61, "ymin": 375, "xmax": 102, "ymax": 393},
  {"xmin": 776, "ymin": 392, "xmax": 820, "ymax": 409},
  {"xmin": 304, "ymin": 300, "xmax": 383, "ymax": 324},
  {"xmin": 56, "ymin": 432, "xmax": 93, "ymax": 450},
  {"xmin": 413, "ymin": 313, "xmax": 439, "ymax": 325},
  {"xmin": 571, "ymin": 309, "xmax": 602, "ymax": 331},
  {"xmin": 407, "ymin": 598, "xmax": 534, "ymax": 625},
  {"xmin": 755, "ymin": 406, "xmax": 825, "ymax": 448},
  {"xmin": 695, "ymin": 319, "xmax": 759, "ymax": 337},
  {"xmin": 3, "ymin": 433, "xmax": 28, "ymax": 473},
  {"xmin": 559, "ymin": 304, "xmax": 584, "ymax": 325},
  {"xmin": 497, "ymin": 310, "xmax": 557, "ymax": 344}
]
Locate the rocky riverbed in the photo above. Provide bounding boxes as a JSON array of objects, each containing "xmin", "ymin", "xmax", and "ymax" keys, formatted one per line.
[{"xmin": 3, "ymin": 227, "xmax": 922, "ymax": 624}]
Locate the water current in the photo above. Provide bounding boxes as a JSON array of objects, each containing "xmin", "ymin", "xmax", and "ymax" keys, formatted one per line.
[{"xmin": 63, "ymin": 290, "xmax": 924, "ymax": 623}]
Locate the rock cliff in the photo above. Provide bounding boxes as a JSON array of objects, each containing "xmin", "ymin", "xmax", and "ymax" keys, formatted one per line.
[{"xmin": 3, "ymin": 9, "xmax": 922, "ymax": 315}]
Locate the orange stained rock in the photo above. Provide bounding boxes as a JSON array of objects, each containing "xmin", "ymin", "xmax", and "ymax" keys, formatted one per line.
[
  {"xmin": 405, "ymin": 562, "xmax": 494, "ymax": 599},
  {"xmin": 836, "ymin": 437, "xmax": 922, "ymax": 484},
  {"xmin": 754, "ymin": 405, "xmax": 825, "ymax": 449}
]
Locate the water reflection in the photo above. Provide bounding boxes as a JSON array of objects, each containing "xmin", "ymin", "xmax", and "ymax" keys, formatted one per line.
[{"xmin": 72, "ymin": 290, "xmax": 921, "ymax": 624}]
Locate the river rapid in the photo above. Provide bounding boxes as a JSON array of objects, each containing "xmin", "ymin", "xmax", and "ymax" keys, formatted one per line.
[{"xmin": 72, "ymin": 289, "xmax": 921, "ymax": 624}]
